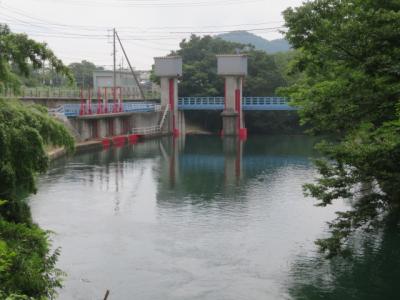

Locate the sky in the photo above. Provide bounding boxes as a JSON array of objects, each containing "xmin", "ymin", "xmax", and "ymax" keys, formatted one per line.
[{"xmin": 0, "ymin": 0, "xmax": 304, "ymax": 70}]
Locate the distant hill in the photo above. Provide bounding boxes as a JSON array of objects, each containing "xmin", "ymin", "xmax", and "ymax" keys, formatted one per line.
[{"xmin": 218, "ymin": 31, "xmax": 291, "ymax": 54}]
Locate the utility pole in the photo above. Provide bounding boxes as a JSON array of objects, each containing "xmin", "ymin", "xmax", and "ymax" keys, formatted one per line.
[
  {"xmin": 42, "ymin": 59, "xmax": 45, "ymax": 85},
  {"xmin": 115, "ymin": 30, "xmax": 146, "ymax": 100},
  {"xmin": 113, "ymin": 28, "xmax": 116, "ymax": 92}
]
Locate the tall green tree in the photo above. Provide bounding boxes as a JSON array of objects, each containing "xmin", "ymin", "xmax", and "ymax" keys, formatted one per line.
[
  {"xmin": 0, "ymin": 23, "xmax": 75, "ymax": 298},
  {"xmin": 281, "ymin": 0, "xmax": 400, "ymax": 257},
  {"xmin": 164, "ymin": 34, "xmax": 286, "ymax": 96},
  {"xmin": 68, "ymin": 60, "xmax": 104, "ymax": 88},
  {"xmin": 0, "ymin": 24, "xmax": 72, "ymax": 92}
]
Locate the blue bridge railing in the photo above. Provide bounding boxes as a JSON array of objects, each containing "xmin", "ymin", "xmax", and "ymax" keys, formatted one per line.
[
  {"xmin": 59, "ymin": 97, "xmax": 296, "ymax": 117},
  {"xmin": 178, "ymin": 97, "xmax": 224, "ymax": 110},
  {"xmin": 63, "ymin": 102, "xmax": 158, "ymax": 117},
  {"xmin": 178, "ymin": 97, "xmax": 296, "ymax": 111}
]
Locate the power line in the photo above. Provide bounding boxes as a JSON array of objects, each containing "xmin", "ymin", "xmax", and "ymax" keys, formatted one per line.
[
  {"xmin": 1, "ymin": 15, "xmax": 283, "ymax": 39},
  {"xmin": 0, "ymin": 1, "xmax": 282, "ymax": 69},
  {"xmin": 1, "ymin": 3, "xmax": 282, "ymax": 33},
  {"xmin": 27, "ymin": 0, "xmax": 266, "ymax": 8},
  {"xmin": 1, "ymin": 16, "xmax": 283, "ymax": 41}
]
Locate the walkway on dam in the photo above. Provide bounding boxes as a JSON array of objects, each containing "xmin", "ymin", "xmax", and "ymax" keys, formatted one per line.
[{"xmin": 58, "ymin": 97, "xmax": 295, "ymax": 117}]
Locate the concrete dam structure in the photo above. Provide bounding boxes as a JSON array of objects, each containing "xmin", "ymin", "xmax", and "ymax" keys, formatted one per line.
[{"xmin": 13, "ymin": 54, "xmax": 296, "ymax": 144}]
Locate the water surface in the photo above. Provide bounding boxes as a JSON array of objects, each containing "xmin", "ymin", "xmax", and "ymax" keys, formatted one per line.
[{"xmin": 29, "ymin": 135, "xmax": 399, "ymax": 300}]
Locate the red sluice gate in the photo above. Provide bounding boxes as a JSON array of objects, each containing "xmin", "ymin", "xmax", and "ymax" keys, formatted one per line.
[
  {"xmin": 112, "ymin": 135, "xmax": 126, "ymax": 147},
  {"xmin": 239, "ymin": 128, "xmax": 247, "ymax": 140},
  {"xmin": 128, "ymin": 134, "xmax": 140, "ymax": 144},
  {"xmin": 102, "ymin": 138, "xmax": 111, "ymax": 148}
]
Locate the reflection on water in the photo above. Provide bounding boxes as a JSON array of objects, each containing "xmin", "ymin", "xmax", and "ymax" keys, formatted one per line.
[
  {"xmin": 29, "ymin": 135, "xmax": 399, "ymax": 300},
  {"xmin": 288, "ymin": 210, "xmax": 400, "ymax": 300}
]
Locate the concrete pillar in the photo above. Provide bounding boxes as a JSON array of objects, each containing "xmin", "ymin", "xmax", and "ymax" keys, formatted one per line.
[
  {"xmin": 91, "ymin": 120, "xmax": 99, "ymax": 139},
  {"xmin": 114, "ymin": 117, "xmax": 123, "ymax": 135},
  {"xmin": 79, "ymin": 119, "xmax": 91, "ymax": 141},
  {"xmin": 223, "ymin": 137, "xmax": 243, "ymax": 186},
  {"xmin": 107, "ymin": 118, "xmax": 115, "ymax": 136},
  {"xmin": 86, "ymin": 89, "xmax": 93, "ymax": 115},
  {"xmin": 103, "ymin": 87, "xmax": 109, "ymax": 113},
  {"xmin": 121, "ymin": 117, "xmax": 130, "ymax": 134},
  {"xmin": 155, "ymin": 56, "xmax": 183, "ymax": 136},
  {"xmin": 160, "ymin": 77, "xmax": 174, "ymax": 134},
  {"xmin": 217, "ymin": 55, "xmax": 248, "ymax": 138},
  {"xmin": 160, "ymin": 77, "xmax": 170, "ymax": 108},
  {"xmin": 177, "ymin": 111, "xmax": 186, "ymax": 135},
  {"xmin": 98, "ymin": 119, "xmax": 108, "ymax": 138},
  {"xmin": 159, "ymin": 137, "xmax": 180, "ymax": 189}
]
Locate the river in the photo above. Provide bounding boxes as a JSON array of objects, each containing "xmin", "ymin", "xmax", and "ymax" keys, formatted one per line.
[{"xmin": 29, "ymin": 135, "xmax": 400, "ymax": 300}]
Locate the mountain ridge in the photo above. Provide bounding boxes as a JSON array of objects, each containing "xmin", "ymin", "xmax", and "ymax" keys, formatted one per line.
[{"xmin": 218, "ymin": 31, "xmax": 291, "ymax": 54}]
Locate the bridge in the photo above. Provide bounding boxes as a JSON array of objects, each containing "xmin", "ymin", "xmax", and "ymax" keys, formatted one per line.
[
  {"xmin": 178, "ymin": 97, "xmax": 295, "ymax": 111},
  {"xmin": 61, "ymin": 102, "xmax": 160, "ymax": 117},
  {"xmin": 4, "ymin": 55, "xmax": 298, "ymax": 142},
  {"xmin": 56, "ymin": 97, "xmax": 294, "ymax": 117}
]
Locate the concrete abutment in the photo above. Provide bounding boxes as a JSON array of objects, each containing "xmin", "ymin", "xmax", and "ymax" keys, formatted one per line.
[{"xmin": 217, "ymin": 55, "xmax": 248, "ymax": 138}]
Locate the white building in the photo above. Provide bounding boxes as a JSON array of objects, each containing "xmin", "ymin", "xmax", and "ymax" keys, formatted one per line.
[{"xmin": 93, "ymin": 70, "xmax": 160, "ymax": 99}]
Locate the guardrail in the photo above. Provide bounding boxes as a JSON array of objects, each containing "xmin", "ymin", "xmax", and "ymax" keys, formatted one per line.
[
  {"xmin": 130, "ymin": 125, "xmax": 161, "ymax": 135},
  {"xmin": 0, "ymin": 87, "xmax": 160, "ymax": 100},
  {"xmin": 129, "ymin": 104, "xmax": 169, "ymax": 135},
  {"xmin": 242, "ymin": 97, "xmax": 296, "ymax": 111},
  {"xmin": 60, "ymin": 97, "xmax": 295, "ymax": 116},
  {"xmin": 62, "ymin": 102, "xmax": 159, "ymax": 117},
  {"xmin": 177, "ymin": 97, "xmax": 296, "ymax": 111},
  {"xmin": 178, "ymin": 97, "xmax": 224, "ymax": 110}
]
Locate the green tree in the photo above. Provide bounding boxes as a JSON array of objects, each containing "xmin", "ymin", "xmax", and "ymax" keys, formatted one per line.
[
  {"xmin": 68, "ymin": 60, "xmax": 104, "ymax": 88},
  {"xmin": 0, "ymin": 102, "xmax": 74, "ymax": 299},
  {"xmin": 0, "ymin": 23, "xmax": 75, "ymax": 298},
  {"xmin": 11, "ymin": 64, "xmax": 71, "ymax": 88},
  {"xmin": 0, "ymin": 24, "xmax": 72, "ymax": 93},
  {"xmin": 272, "ymin": 50, "xmax": 304, "ymax": 87},
  {"xmin": 281, "ymin": 0, "xmax": 400, "ymax": 257},
  {"xmin": 168, "ymin": 35, "xmax": 286, "ymax": 96}
]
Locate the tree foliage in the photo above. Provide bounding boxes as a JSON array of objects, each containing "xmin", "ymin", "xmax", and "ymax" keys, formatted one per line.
[
  {"xmin": 0, "ymin": 219, "xmax": 64, "ymax": 299},
  {"xmin": 0, "ymin": 100, "xmax": 74, "ymax": 218},
  {"xmin": 167, "ymin": 34, "xmax": 286, "ymax": 96},
  {"xmin": 0, "ymin": 24, "xmax": 75, "ymax": 299},
  {"xmin": 68, "ymin": 60, "xmax": 104, "ymax": 88},
  {"xmin": 281, "ymin": 0, "xmax": 400, "ymax": 257},
  {"xmin": 0, "ymin": 24, "xmax": 72, "ymax": 92},
  {"xmin": 0, "ymin": 100, "xmax": 74, "ymax": 298}
]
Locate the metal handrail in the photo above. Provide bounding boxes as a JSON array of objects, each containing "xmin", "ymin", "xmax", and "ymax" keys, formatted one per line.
[
  {"xmin": 129, "ymin": 104, "xmax": 169, "ymax": 135},
  {"xmin": 130, "ymin": 125, "xmax": 160, "ymax": 135},
  {"xmin": 62, "ymin": 102, "xmax": 158, "ymax": 117},
  {"xmin": 1, "ymin": 87, "xmax": 160, "ymax": 100}
]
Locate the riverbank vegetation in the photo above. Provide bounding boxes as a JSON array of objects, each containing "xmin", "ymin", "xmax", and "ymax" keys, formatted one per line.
[
  {"xmin": 0, "ymin": 24, "xmax": 74, "ymax": 299},
  {"xmin": 281, "ymin": 0, "xmax": 400, "ymax": 257}
]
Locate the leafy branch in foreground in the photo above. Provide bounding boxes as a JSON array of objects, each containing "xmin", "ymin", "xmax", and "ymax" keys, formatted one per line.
[
  {"xmin": 306, "ymin": 121, "xmax": 400, "ymax": 257},
  {"xmin": 282, "ymin": 0, "xmax": 400, "ymax": 257},
  {"xmin": 0, "ymin": 23, "xmax": 73, "ymax": 91},
  {"xmin": 1, "ymin": 24, "xmax": 75, "ymax": 299},
  {"xmin": 0, "ymin": 100, "xmax": 74, "ymax": 298}
]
